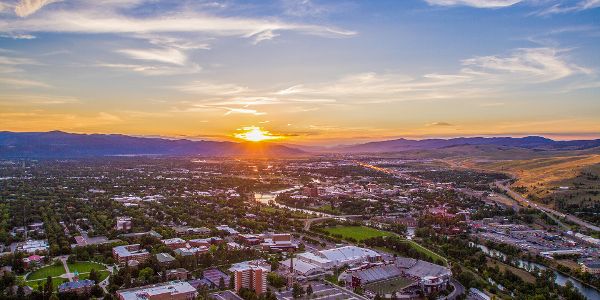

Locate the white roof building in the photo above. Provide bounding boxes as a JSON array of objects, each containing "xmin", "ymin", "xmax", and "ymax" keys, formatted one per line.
[
  {"xmin": 117, "ymin": 281, "xmax": 197, "ymax": 300},
  {"xmin": 318, "ymin": 246, "xmax": 381, "ymax": 267}
]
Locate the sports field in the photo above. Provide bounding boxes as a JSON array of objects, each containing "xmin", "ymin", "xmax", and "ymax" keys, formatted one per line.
[
  {"xmin": 323, "ymin": 226, "xmax": 395, "ymax": 241},
  {"xmin": 364, "ymin": 277, "xmax": 416, "ymax": 295}
]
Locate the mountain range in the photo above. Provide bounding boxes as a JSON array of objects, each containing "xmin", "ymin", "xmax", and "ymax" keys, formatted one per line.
[{"xmin": 1, "ymin": 131, "xmax": 600, "ymax": 158}]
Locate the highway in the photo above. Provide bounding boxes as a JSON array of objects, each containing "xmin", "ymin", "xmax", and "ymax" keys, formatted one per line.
[{"xmin": 495, "ymin": 181, "xmax": 600, "ymax": 232}]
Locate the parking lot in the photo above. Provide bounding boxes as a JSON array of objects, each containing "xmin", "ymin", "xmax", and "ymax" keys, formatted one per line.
[{"xmin": 276, "ymin": 282, "xmax": 366, "ymax": 300}]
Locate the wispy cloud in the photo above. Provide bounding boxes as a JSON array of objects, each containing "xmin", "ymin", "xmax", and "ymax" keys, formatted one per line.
[
  {"xmin": 424, "ymin": 0, "xmax": 523, "ymax": 8},
  {"xmin": 535, "ymin": 0, "xmax": 600, "ymax": 15},
  {"xmin": 14, "ymin": 0, "xmax": 60, "ymax": 17},
  {"xmin": 0, "ymin": 77, "xmax": 50, "ymax": 88},
  {"xmin": 0, "ymin": 7, "xmax": 356, "ymax": 40},
  {"xmin": 97, "ymin": 63, "xmax": 201, "ymax": 76},
  {"xmin": 272, "ymin": 47, "xmax": 593, "ymax": 103},
  {"xmin": 427, "ymin": 122, "xmax": 455, "ymax": 126},
  {"xmin": 117, "ymin": 48, "xmax": 188, "ymax": 65}
]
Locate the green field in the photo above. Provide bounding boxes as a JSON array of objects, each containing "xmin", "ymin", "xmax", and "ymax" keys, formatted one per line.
[
  {"xmin": 26, "ymin": 264, "xmax": 67, "ymax": 281},
  {"xmin": 24, "ymin": 260, "xmax": 109, "ymax": 290},
  {"xmin": 67, "ymin": 261, "xmax": 106, "ymax": 273},
  {"xmin": 323, "ymin": 226, "xmax": 395, "ymax": 241},
  {"xmin": 364, "ymin": 277, "xmax": 416, "ymax": 295},
  {"xmin": 25, "ymin": 277, "xmax": 69, "ymax": 290}
]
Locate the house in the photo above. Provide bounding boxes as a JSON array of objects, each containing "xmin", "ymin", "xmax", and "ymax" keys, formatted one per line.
[{"xmin": 22, "ymin": 255, "xmax": 44, "ymax": 268}]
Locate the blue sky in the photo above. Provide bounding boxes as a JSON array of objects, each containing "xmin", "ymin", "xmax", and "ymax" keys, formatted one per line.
[{"xmin": 0, "ymin": 0, "xmax": 599, "ymax": 144}]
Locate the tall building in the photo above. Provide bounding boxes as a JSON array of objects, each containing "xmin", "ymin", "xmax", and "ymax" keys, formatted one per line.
[{"xmin": 229, "ymin": 264, "xmax": 268, "ymax": 295}]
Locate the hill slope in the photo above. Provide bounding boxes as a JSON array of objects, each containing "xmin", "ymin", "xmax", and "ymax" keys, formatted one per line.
[{"xmin": 0, "ymin": 131, "xmax": 304, "ymax": 158}]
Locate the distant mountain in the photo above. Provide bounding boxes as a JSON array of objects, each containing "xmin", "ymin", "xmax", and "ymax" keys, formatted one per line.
[
  {"xmin": 0, "ymin": 131, "xmax": 304, "ymax": 158},
  {"xmin": 337, "ymin": 136, "xmax": 600, "ymax": 153}
]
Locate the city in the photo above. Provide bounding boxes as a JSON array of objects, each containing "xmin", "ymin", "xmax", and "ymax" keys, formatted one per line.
[{"xmin": 1, "ymin": 0, "xmax": 600, "ymax": 299}]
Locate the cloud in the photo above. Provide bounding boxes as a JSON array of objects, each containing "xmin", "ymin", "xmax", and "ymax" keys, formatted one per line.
[
  {"xmin": 427, "ymin": 122, "xmax": 454, "ymax": 126},
  {"xmin": 282, "ymin": 0, "xmax": 328, "ymax": 17},
  {"xmin": 14, "ymin": 0, "xmax": 60, "ymax": 17},
  {"xmin": 97, "ymin": 63, "xmax": 201, "ymax": 76},
  {"xmin": 0, "ymin": 77, "xmax": 51, "ymax": 88},
  {"xmin": 462, "ymin": 47, "xmax": 590, "ymax": 82},
  {"xmin": 424, "ymin": 0, "xmax": 522, "ymax": 8},
  {"xmin": 0, "ymin": 33, "xmax": 36, "ymax": 39},
  {"xmin": 117, "ymin": 47, "xmax": 187, "ymax": 65},
  {"xmin": 272, "ymin": 47, "xmax": 593, "ymax": 103},
  {"xmin": 175, "ymin": 81, "xmax": 249, "ymax": 95},
  {"xmin": 0, "ymin": 9, "xmax": 356, "ymax": 40},
  {"xmin": 223, "ymin": 107, "xmax": 267, "ymax": 116},
  {"xmin": 536, "ymin": 0, "xmax": 600, "ymax": 15}
]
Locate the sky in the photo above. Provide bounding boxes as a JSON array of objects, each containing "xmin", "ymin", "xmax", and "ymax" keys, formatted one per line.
[{"xmin": 0, "ymin": 0, "xmax": 599, "ymax": 145}]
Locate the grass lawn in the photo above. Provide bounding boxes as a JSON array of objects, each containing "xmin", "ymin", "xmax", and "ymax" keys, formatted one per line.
[
  {"xmin": 78, "ymin": 270, "xmax": 110, "ymax": 282},
  {"xmin": 26, "ymin": 264, "xmax": 67, "ymax": 281},
  {"xmin": 67, "ymin": 261, "xmax": 106, "ymax": 273},
  {"xmin": 323, "ymin": 226, "xmax": 395, "ymax": 242},
  {"xmin": 487, "ymin": 258, "xmax": 535, "ymax": 284},
  {"xmin": 364, "ymin": 277, "xmax": 416, "ymax": 295},
  {"xmin": 25, "ymin": 277, "xmax": 68, "ymax": 290}
]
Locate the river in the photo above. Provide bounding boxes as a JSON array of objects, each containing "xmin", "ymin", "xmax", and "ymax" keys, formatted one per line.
[
  {"xmin": 254, "ymin": 188, "xmax": 335, "ymax": 218},
  {"xmin": 473, "ymin": 243, "xmax": 600, "ymax": 299}
]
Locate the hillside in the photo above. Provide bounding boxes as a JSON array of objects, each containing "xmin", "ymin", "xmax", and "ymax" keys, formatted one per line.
[
  {"xmin": 338, "ymin": 136, "xmax": 600, "ymax": 153},
  {"xmin": 0, "ymin": 131, "xmax": 305, "ymax": 158}
]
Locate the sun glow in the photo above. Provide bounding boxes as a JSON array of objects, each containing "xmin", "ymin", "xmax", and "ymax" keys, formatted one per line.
[{"xmin": 234, "ymin": 126, "xmax": 283, "ymax": 142}]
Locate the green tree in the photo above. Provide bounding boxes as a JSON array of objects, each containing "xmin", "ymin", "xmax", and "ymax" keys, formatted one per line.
[
  {"xmin": 292, "ymin": 283, "xmax": 304, "ymax": 299},
  {"xmin": 91, "ymin": 284, "xmax": 104, "ymax": 297},
  {"xmin": 89, "ymin": 268, "xmax": 100, "ymax": 283},
  {"xmin": 306, "ymin": 284, "xmax": 313, "ymax": 297},
  {"xmin": 138, "ymin": 267, "xmax": 154, "ymax": 283}
]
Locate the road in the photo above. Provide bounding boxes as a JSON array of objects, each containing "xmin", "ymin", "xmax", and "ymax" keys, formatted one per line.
[
  {"xmin": 495, "ymin": 181, "xmax": 600, "ymax": 232},
  {"xmin": 303, "ymin": 215, "xmax": 364, "ymax": 231},
  {"xmin": 443, "ymin": 279, "xmax": 465, "ymax": 300}
]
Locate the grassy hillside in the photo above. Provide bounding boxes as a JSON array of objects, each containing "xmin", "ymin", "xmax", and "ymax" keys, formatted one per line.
[{"xmin": 472, "ymin": 155, "xmax": 600, "ymax": 225}]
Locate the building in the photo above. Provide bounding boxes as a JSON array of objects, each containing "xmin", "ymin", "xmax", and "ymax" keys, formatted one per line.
[
  {"xmin": 174, "ymin": 246, "xmax": 208, "ymax": 257},
  {"xmin": 162, "ymin": 238, "xmax": 187, "ymax": 250},
  {"xmin": 581, "ymin": 260, "xmax": 600, "ymax": 275},
  {"xmin": 216, "ymin": 225, "xmax": 239, "ymax": 235},
  {"xmin": 303, "ymin": 186, "xmax": 319, "ymax": 197},
  {"xmin": 296, "ymin": 252, "xmax": 334, "ymax": 269},
  {"xmin": 346, "ymin": 264, "xmax": 408, "ymax": 289},
  {"xmin": 23, "ymin": 255, "xmax": 44, "ymax": 268},
  {"xmin": 156, "ymin": 253, "xmax": 176, "ymax": 267},
  {"xmin": 165, "ymin": 268, "xmax": 189, "ymax": 281},
  {"xmin": 318, "ymin": 246, "xmax": 382, "ymax": 267},
  {"xmin": 238, "ymin": 234, "xmax": 263, "ymax": 246},
  {"xmin": 115, "ymin": 217, "xmax": 133, "ymax": 231},
  {"xmin": 281, "ymin": 257, "xmax": 324, "ymax": 278},
  {"xmin": 203, "ymin": 268, "xmax": 230, "ymax": 288},
  {"xmin": 15, "ymin": 240, "xmax": 49, "ymax": 254},
  {"xmin": 229, "ymin": 263, "xmax": 268, "ymax": 295},
  {"xmin": 113, "ymin": 244, "xmax": 150, "ymax": 265},
  {"xmin": 58, "ymin": 279, "xmax": 95, "ymax": 294},
  {"xmin": 116, "ymin": 281, "xmax": 197, "ymax": 300},
  {"xmin": 261, "ymin": 233, "xmax": 298, "ymax": 252},
  {"xmin": 395, "ymin": 257, "xmax": 452, "ymax": 294}
]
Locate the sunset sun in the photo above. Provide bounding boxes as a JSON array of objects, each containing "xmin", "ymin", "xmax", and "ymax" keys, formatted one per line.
[{"xmin": 234, "ymin": 126, "xmax": 283, "ymax": 142}]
